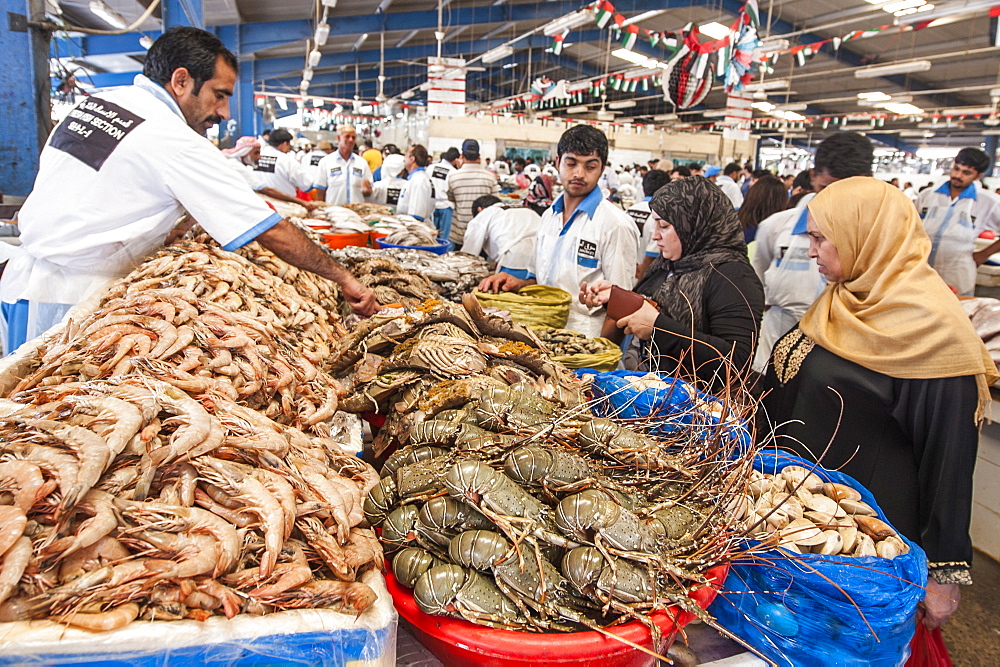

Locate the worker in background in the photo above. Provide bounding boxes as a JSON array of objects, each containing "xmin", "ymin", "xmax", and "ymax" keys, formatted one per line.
[
  {"xmin": 311, "ymin": 124, "xmax": 373, "ymax": 205},
  {"xmin": 254, "ymin": 128, "xmax": 314, "ymax": 199},
  {"xmin": 396, "ymin": 144, "xmax": 435, "ymax": 224},
  {"xmin": 372, "ymin": 144, "xmax": 401, "ymax": 182},
  {"xmin": 751, "ymin": 132, "xmax": 874, "ymax": 371},
  {"xmin": 626, "ymin": 168, "xmax": 671, "ymax": 279},
  {"xmin": 446, "ymin": 139, "xmax": 499, "ymax": 247},
  {"xmin": 598, "ymin": 163, "xmax": 619, "ymax": 200},
  {"xmin": 524, "ymin": 159, "xmax": 541, "ymax": 181},
  {"xmin": 542, "ymin": 160, "xmax": 559, "ymax": 180},
  {"xmin": 0, "ymin": 27, "xmax": 375, "ymax": 354},
  {"xmin": 361, "ymin": 141, "xmax": 383, "ymax": 174},
  {"xmin": 687, "ymin": 162, "xmax": 703, "ymax": 177},
  {"xmin": 669, "ymin": 165, "xmax": 691, "ymax": 181},
  {"xmin": 710, "ymin": 163, "xmax": 745, "ymax": 209},
  {"xmin": 914, "ymin": 147, "xmax": 1000, "ymax": 295},
  {"xmin": 369, "ymin": 153, "xmax": 406, "ymax": 207},
  {"xmin": 493, "ymin": 157, "xmax": 511, "ymax": 177},
  {"xmin": 430, "ymin": 147, "xmax": 460, "ymax": 242},
  {"xmin": 461, "ymin": 196, "xmax": 539, "ymax": 278},
  {"xmin": 479, "ymin": 125, "xmax": 638, "ymax": 337},
  {"xmin": 301, "ymin": 140, "xmax": 334, "ymax": 170},
  {"xmin": 223, "ymin": 136, "xmax": 321, "ymax": 212}
]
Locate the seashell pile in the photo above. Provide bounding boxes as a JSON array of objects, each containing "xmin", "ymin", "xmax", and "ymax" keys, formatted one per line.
[{"xmin": 734, "ymin": 466, "xmax": 911, "ymax": 559}]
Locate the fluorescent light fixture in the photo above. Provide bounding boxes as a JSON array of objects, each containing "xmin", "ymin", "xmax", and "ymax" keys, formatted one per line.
[
  {"xmin": 481, "ymin": 44, "xmax": 514, "ymax": 63},
  {"xmin": 752, "ymin": 101, "xmax": 776, "ymax": 112},
  {"xmin": 542, "ymin": 9, "xmax": 594, "ymax": 36},
  {"xmin": 759, "ymin": 37, "xmax": 790, "ymax": 53},
  {"xmin": 308, "ymin": 50, "xmax": 322, "ymax": 67},
  {"xmin": 701, "ymin": 109, "xmax": 729, "ymax": 118},
  {"xmin": 502, "ymin": 62, "xmax": 517, "ymax": 69},
  {"xmin": 314, "ymin": 23, "xmax": 330, "ymax": 46},
  {"xmin": 89, "ymin": 0, "xmax": 127, "ymax": 29},
  {"xmin": 699, "ymin": 22, "xmax": 731, "ymax": 40},
  {"xmin": 608, "ymin": 100, "xmax": 636, "ymax": 110},
  {"xmin": 882, "ymin": 102, "xmax": 923, "ymax": 114},
  {"xmin": 773, "ymin": 103, "xmax": 808, "ymax": 111},
  {"xmin": 855, "ymin": 60, "xmax": 932, "ymax": 78},
  {"xmin": 400, "ymin": 89, "xmax": 415, "ymax": 99},
  {"xmin": 883, "ymin": 0, "xmax": 925, "ymax": 12},
  {"xmin": 396, "ymin": 30, "xmax": 418, "ymax": 48},
  {"xmin": 653, "ymin": 113, "xmax": 678, "ymax": 121},
  {"xmin": 744, "ymin": 79, "xmax": 790, "ymax": 92},
  {"xmin": 353, "ymin": 33, "xmax": 369, "ymax": 50},
  {"xmin": 622, "ymin": 10, "xmax": 666, "ymax": 26},
  {"xmin": 613, "ymin": 48, "xmax": 650, "ymax": 65},
  {"xmin": 858, "ymin": 91, "xmax": 892, "ymax": 101},
  {"xmin": 566, "ymin": 105, "xmax": 589, "ymax": 114},
  {"xmin": 941, "ymin": 106, "xmax": 996, "ymax": 115},
  {"xmin": 777, "ymin": 111, "xmax": 806, "ymax": 121}
]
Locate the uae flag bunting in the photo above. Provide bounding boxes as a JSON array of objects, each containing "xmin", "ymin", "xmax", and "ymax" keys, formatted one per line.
[
  {"xmin": 622, "ymin": 24, "xmax": 639, "ymax": 50},
  {"xmin": 613, "ymin": 12, "xmax": 626, "ymax": 37},
  {"xmin": 649, "ymin": 31, "xmax": 660, "ymax": 47},
  {"xmin": 832, "ymin": 36, "xmax": 842, "ymax": 51},
  {"xmin": 594, "ymin": 1, "xmax": 615, "ymax": 29},
  {"xmin": 552, "ymin": 30, "xmax": 568, "ymax": 55},
  {"xmin": 662, "ymin": 32, "xmax": 679, "ymax": 51},
  {"xmin": 743, "ymin": 0, "xmax": 760, "ymax": 29}
]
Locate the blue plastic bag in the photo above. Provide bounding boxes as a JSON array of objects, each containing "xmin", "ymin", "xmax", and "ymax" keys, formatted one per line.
[
  {"xmin": 582, "ymin": 369, "xmax": 752, "ymax": 451},
  {"xmin": 709, "ymin": 451, "xmax": 927, "ymax": 667}
]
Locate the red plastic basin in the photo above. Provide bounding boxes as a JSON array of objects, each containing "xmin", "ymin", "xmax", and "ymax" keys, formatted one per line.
[{"xmin": 387, "ymin": 561, "xmax": 730, "ymax": 667}]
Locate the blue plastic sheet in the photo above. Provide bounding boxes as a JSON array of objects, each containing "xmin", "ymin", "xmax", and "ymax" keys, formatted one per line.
[
  {"xmin": 583, "ymin": 369, "xmax": 752, "ymax": 451},
  {"xmin": 709, "ymin": 451, "xmax": 927, "ymax": 667}
]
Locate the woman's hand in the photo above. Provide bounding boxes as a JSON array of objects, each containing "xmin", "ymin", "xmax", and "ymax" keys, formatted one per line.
[
  {"xmin": 579, "ymin": 280, "xmax": 614, "ymax": 308},
  {"xmin": 617, "ymin": 300, "xmax": 659, "ymax": 340},
  {"xmin": 921, "ymin": 579, "xmax": 960, "ymax": 629}
]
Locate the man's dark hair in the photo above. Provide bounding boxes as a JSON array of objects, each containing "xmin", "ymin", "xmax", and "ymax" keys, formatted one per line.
[
  {"xmin": 144, "ymin": 27, "xmax": 238, "ymax": 95},
  {"xmin": 813, "ymin": 132, "xmax": 873, "ymax": 178},
  {"xmin": 791, "ymin": 169, "xmax": 812, "ymax": 193},
  {"xmin": 441, "ymin": 147, "xmax": 460, "ymax": 162},
  {"xmin": 687, "ymin": 162, "xmax": 702, "ymax": 172},
  {"xmin": 955, "ymin": 147, "xmax": 991, "ymax": 174},
  {"xmin": 671, "ymin": 166, "xmax": 691, "ymax": 178},
  {"xmin": 642, "ymin": 169, "xmax": 671, "ymax": 197},
  {"xmin": 639, "ymin": 165, "xmax": 648, "ymax": 174},
  {"xmin": 724, "ymin": 163, "xmax": 742, "ymax": 177},
  {"xmin": 268, "ymin": 129, "xmax": 293, "ymax": 147},
  {"xmin": 514, "ymin": 157, "xmax": 526, "ymax": 169},
  {"xmin": 751, "ymin": 169, "xmax": 771, "ymax": 180},
  {"xmin": 557, "ymin": 125, "xmax": 608, "ymax": 166},
  {"xmin": 471, "ymin": 195, "xmax": 501, "ymax": 217},
  {"xmin": 382, "ymin": 144, "xmax": 401, "ymax": 156}
]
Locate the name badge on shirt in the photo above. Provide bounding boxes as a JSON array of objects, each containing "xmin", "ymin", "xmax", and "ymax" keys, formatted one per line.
[
  {"xmin": 577, "ymin": 239, "xmax": 598, "ymax": 268},
  {"xmin": 387, "ymin": 187, "xmax": 402, "ymax": 205},
  {"xmin": 432, "ymin": 166, "xmax": 449, "ymax": 180},
  {"xmin": 49, "ymin": 98, "xmax": 145, "ymax": 171},
  {"xmin": 352, "ymin": 167, "xmax": 364, "ymax": 177},
  {"xmin": 255, "ymin": 155, "xmax": 278, "ymax": 173},
  {"xmin": 330, "ymin": 166, "xmax": 343, "ymax": 177},
  {"xmin": 626, "ymin": 209, "xmax": 647, "ymax": 234},
  {"xmin": 310, "ymin": 154, "xmax": 324, "ymax": 166}
]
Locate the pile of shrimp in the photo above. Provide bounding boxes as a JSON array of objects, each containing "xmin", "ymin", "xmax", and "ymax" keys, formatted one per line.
[
  {"xmin": 0, "ymin": 377, "xmax": 382, "ymax": 631},
  {"xmin": 0, "ymin": 237, "xmax": 388, "ymax": 630},
  {"xmin": 14, "ymin": 246, "xmax": 348, "ymax": 440}
]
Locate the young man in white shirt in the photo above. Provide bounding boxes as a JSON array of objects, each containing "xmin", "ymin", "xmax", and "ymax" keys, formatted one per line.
[
  {"xmin": 254, "ymin": 128, "xmax": 314, "ymax": 198},
  {"xmin": 713, "ymin": 163, "xmax": 745, "ymax": 209},
  {"xmin": 1, "ymin": 27, "xmax": 374, "ymax": 353},
  {"xmin": 430, "ymin": 147, "xmax": 460, "ymax": 241},
  {"xmin": 311, "ymin": 124, "xmax": 373, "ymax": 205},
  {"xmin": 914, "ymin": 147, "xmax": 1000, "ymax": 295},
  {"xmin": 479, "ymin": 125, "xmax": 638, "ymax": 337},
  {"xmin": 223, "ymin": 136, "xmax": 321, "ymax": 213}
]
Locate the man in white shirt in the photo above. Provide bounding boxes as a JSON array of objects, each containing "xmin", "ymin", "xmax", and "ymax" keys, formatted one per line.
[
  {"xmin": 301, "ymin": 140, "xmax": 334, "ymax": 170},
  {"xmin": 254, "ymin": 128, "xmax": 314, "ymax": 198},
  {"xmin": 311, "ymin": 124, "xmax": 373, "ymax": 205},
  {"xmin": 430, "ymin": 147, "xmax": 460, "ymax": 241},
  {"xmin": 625, "ymin": 169, "xmax": 671, "ymax": 279},
  {"xmin": 461, "ymin": 196, "xmax": 539, "ymax": 278},
  {"xmin": 369, "ymin": 154, "xmax": 406, "ymax": 207},
  {"xmin": 751, "ymin": 132, "xmax": 874, "ymax": 371},
  {"xmin": 479, "ymin": 125, "xmax": 638, "ymax": 337},
  {"xmin": 713, "ymin": 163, "xmax": 745, "ymax": 208},
  {"xmin": 914, "ymin": 147, "xmax": 1000, "ymax": 295},
  {"xmin": 598, "ymin": 165, "xmax": 619, "ymax": 199},
  {"xmin": 1, "ymin": 27, "xmax": 374, "ymax": 353},
  {"xmin": 223, "ymin": 136, "xmax": 321, "ymax": 212}
]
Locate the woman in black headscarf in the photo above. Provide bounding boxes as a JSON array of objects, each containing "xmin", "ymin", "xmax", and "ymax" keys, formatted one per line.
[{"xmin": 581, "ymin": 176, "xmax": 764, "ymax": 387}]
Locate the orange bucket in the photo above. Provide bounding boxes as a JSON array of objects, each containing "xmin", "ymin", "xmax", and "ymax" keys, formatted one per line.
[{"xmin": 321, "ymin": 232, "xmax": 371, "ymax": 249}]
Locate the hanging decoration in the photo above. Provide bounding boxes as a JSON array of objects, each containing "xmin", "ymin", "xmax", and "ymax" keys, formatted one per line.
[
  {"xmin": 662, "ymin": 24, "xmax": 715, "ymax": 109},
  {"xmin": 551, "ymin": 29, "xmax": 568, "ymax": 55},
  {"xmin": 723, "ymin": 0, "xmax": 760, "ymax": 92}
]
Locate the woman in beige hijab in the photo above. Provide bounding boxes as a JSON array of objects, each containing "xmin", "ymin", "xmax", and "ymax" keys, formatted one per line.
[{"xmin": 761, "ymin": 177, "xmax": 997, "ymax": 630}]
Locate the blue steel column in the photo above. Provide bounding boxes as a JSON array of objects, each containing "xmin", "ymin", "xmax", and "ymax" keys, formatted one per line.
[
  {"xmin": 161, "ymin": 0, "xmax": 204, "ymax": 29},
  {"xmin": 0, "ymin": 0, "xmax": 51, "ymax": 196},
  {"xmin": 985, "ymin": 135, "xmax": 999, "ymax": 178},
  {"xmin": 216, "ymin": 24, "xmax": 257, "ymax": 139}
]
